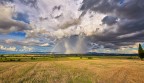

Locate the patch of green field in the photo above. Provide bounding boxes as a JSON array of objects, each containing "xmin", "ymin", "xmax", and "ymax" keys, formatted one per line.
[{"xmin": 0, "ymin": 54, "xmax": 139, "ymax": 62}]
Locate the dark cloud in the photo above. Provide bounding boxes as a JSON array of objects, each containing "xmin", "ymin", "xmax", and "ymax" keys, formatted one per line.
[
  {"xmin": 80, "ymin": 0, "xmax": 144, "ymax": 20},
  {"xmin": 81, "ymin": 0, "xmax": 144, "ymax": 19},
  {"xmin": 0, "ymin": 4, "xmax": 31, "ymax": 34},
  {"xmin": 0, "ymin": 20, "xmax": 30, "ymax": 34},
  {"xmin": 80, "ymin": 0, "xmax": 119, "ymax": 13},
  {"xmin": 102, "ymin": 16, "xmax": 117, "ymax": 25},
  {"xmin": 53, "ymin": 5, "xmax": 62, "ymax": 11},
  {"xmin": 117, "ymin": 0, "xmax": 144, "ymax": 19},
  {"xmin": 51, "ymin": 5, "xmax": 63, "ymax": 19},
  {"xmin": 0, "ymin": 38, "xmax": 53, "ymax": 47},
  {"xmin": 20, "ymin": 0, "xmax": 38, "ymax": 8},
  {"xmin": 0, "ymin": 0, "xmax": 13, "ymax": 4},
  {"xmin": 80, "ymin": 0, "xmax": 144, "ymax": 49}
]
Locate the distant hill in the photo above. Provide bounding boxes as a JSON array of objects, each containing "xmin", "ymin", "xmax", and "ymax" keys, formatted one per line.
[
  {"xmin": 0, "ymin": 51, "xmax": 138, "ymax": 56},
  {"xmin": 86, "ymin": 52, "xmax": 138, "ymax": 56}
]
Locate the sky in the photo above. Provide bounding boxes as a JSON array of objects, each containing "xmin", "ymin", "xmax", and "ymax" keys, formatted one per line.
[{"xmin": 0, "ymin": 0, "xmax": 143, "ymax": 54}]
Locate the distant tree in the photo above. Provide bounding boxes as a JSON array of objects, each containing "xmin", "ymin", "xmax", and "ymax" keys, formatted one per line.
[
  {"xmin": 138, "ymin": 44, "xmax": 144, "ymax": 60},
  {"xmin": 0, "ymin": 54, "xmax": 4, "ymax": 57},
  {"xmin": 80, "ymin": 56, "xmax": 83, "ymax": 59},
  {"xmin": 79, "ymin": 55, "xmax": 83, "ymax": 59},
  {"xmin": 87, "ymin": 57, "xmax": 93, "ymax": 59},
  {"xmin": 17, "ymin": 59, "xmax": 21, "ymax": 62},
  {"xmin": 0, "ymin": 55, "xmax": 4, "ymax": 60},
  {"xmin": 31, "ymin": 57, "xmax": 35, "ymax": 60}
]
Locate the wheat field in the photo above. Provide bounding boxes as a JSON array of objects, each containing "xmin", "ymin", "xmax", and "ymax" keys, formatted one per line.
[{"xmin": 0, "ymin": 59, "xmax": 144, "ymax": 83}]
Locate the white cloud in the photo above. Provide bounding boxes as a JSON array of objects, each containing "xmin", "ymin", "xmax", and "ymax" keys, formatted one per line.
[
  {"xmin": 0, "ymin": 45, "xmax": 17, "ymax": 51},
  {"xmin": 118, "ymin": 30, "xmax": 144, "ymax": 39},
  {"xmin": 40, "ymin": 43, "xmax": 50, "ymax": 47},
  {"xmin": 18, "ymin": 46, "xmax": 33, "ymax": 52},
  {"xmin": 5, "ymin": 0, "xmax": 108, "ymax": 42},
  {"xmin": 5, "ymin": 39, "xmax": 15, "ymax": 44}
]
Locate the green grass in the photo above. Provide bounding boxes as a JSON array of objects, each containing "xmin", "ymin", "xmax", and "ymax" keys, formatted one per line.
[{"xmin": 0, "ymin": 54, "xmax": 139, "ymax": 62}]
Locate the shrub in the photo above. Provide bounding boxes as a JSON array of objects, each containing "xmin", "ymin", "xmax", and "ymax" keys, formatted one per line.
[
  {"xmin": 10, "ymin": 59, "xmax": 16, "ymax": 62},
  {"xmin": 0, "ymin": 54, "xmax": 4, "ymax": 57},
  {"xmin": 17, "ymin": 59, "xmax": 21, "ymax": 61},
  {"xmin": 127, "ymin": 56, "xmax": 133, "ymax": 59},
  {"xmin": 0, "ymin": 55, "xmax": 4, "ymax": 59},
  {"xmin": 4, "ymin": 57, "xmax": 7, "ymax": 60},
  {"xmin": 87, "ymin": 57, "xmax": 93, "ymax": 59},
  {"xmin": 31, "ymin": 57, "xmax": 35, "ymax": 60},
  {"xmin": 80, "ymin": 56, "xmax": 83, "ymax": 59}
]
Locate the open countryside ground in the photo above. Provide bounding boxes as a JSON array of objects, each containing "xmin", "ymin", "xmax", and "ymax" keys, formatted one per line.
[{"xmin": 0, "ymin": 57, "xmax": 144, "ymax": 83}]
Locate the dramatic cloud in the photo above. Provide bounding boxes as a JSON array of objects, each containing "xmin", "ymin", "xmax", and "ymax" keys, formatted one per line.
[
  {"xmin": 0, "ymin": 5, "xmax": 31, "ymax": 34},
  {"xmin": 0, "ymin": 0, "xmax": 143, "ymax": 54},
  {"xmin": 102, "ymin": 16, "xmax": 118, "ymax": 25},
  {"xmin": 80, "ymin": 0, "xmax": 144, "ymax": 50}
]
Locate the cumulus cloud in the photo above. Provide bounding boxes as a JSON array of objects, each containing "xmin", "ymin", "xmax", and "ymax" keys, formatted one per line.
[
  {"xmin": 0, "ymin": 45, "xmax": 16, "ymax": 51},
  {"xmin": 2, "ymin": 38, "xmax": 53, "ymax": 48},
  {"xmin": 0, "ymin": 5, "xmax": 31, "ymax": 34},
  {"xmin": 18, "ymin": 46, "xmax": 33, "ymax": 52}
]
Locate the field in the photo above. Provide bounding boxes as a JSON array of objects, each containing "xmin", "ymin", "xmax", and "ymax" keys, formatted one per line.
[{"xmin": 0, "ymin": 55, "xmax": 144, "ymax": 83}]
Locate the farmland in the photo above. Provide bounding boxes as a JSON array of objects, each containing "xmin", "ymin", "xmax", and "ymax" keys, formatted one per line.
[{"xmin": 0, "ymin": 55, "xmax": 144, "ymax": 83}]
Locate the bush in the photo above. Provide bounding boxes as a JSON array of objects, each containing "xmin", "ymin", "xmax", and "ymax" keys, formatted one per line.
[
  {"xmin": 127, "ymin": 56, "xmax": 133, "ymax": 59},
  {"xmin": 31, "ymin": 57, "xmax": 35, "ymax": 60},
  {"xmin": 0, "ymin": 54, "xmax": 4, "ymax": 57},
  {"xmin": 87, "ymin": 57, "xmax": 93, "ymax": 59},
  {"xmin": 0, "ymin": 55, "xmax": 4, "ymax": 59},
  {"xmin": 17, "ymin": 59, "xmax": 21, "ymax": 61},
  {"xmin": 80, "ymin": 56, "xmax": 83, "ymax": 59},
  {"xmin": 4, "ymin": 57, "xmax": 7, "ymax": 60},
  {"xmin": 10, "ymin": 59, "xmax": 16, "ymax": 62}
]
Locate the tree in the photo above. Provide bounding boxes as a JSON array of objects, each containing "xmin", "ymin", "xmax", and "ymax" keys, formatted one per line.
[
  {"xmin": 138, "ymin": 44, "xmax": 144, "ymax": 60},
  {"xmin": 0, "ymin": 55, "xmax": 4, "ymax": 60}
]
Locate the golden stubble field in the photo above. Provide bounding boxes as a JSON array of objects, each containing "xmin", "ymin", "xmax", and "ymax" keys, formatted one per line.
[{"xmin": 0, "ymin": 59, "xmax": 144, "ymax": 83}]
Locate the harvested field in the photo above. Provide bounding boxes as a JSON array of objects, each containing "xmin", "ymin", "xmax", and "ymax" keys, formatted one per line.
[{"xmin": 0, "ymin": 59, "xmax": 144, "ymax": 83}]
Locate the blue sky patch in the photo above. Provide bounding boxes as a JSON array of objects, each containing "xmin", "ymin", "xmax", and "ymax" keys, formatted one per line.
[
  {"xmin": 13, "ymin": 12, "xmax": 30, "ymax": 24},
  {"xmin": 119, "ymin": 0, "xmax": 125, "ymax": 4},
  {"xmin": 9, "ymin": 31, "xmax": 26, "ymax": 38}
]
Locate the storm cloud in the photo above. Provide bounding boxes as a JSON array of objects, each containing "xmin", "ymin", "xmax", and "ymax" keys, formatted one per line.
[
  {"xmin": 0, "ymin": 0, "xmax": 143, "ymax": 53},
  {"xmin": 80, "ymin": 0, "xmax": 144, "ymax": 50}
]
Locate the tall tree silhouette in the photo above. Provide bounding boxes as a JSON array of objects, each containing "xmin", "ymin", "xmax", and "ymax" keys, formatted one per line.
[{"xmin": 138, "ymin": 44, "xmax": 144, "ymax": 60}]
